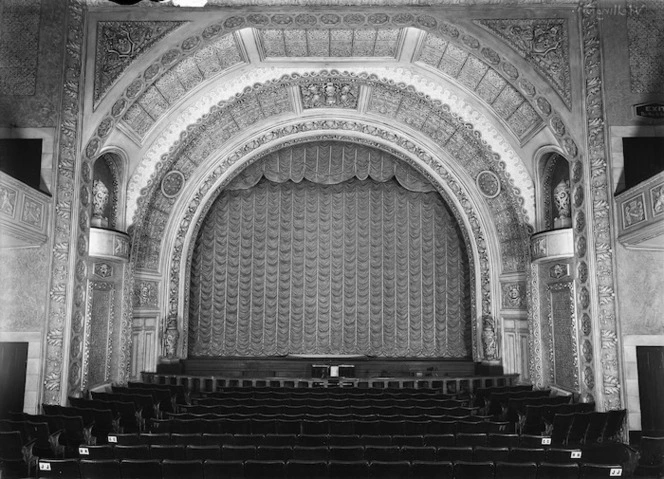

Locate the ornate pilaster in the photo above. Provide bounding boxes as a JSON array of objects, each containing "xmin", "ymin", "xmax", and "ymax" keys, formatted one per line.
[
  {"xmin": 579, "ymin": 0, "xmax": 623, "ymax": 410},
  {"xmin": 43, "ymin": 0, "xmax": 85, "ymax": 404}
]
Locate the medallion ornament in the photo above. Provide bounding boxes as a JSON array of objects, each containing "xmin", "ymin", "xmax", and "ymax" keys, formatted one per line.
[
  {"xmin": 161, "ymin": 171, "xmax": 185, "ymax": 198},
  {"xmin": 476, "ymin": 171, "xmax": 501, "ymax": 199},
  {"xmin": 300, "ymin": 82, "xmax": 359, "ymax": 109}
]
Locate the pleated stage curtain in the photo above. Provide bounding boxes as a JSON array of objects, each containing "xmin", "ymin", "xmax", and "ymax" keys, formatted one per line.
[{"xmin": 188, "ymin": 172, "xmax": 471, "ymax": 358}]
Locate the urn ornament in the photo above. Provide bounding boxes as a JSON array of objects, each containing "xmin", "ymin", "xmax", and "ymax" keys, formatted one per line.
[{"xmin": 553, "ymin": 179, "xmax": 572, "ymax": 228}]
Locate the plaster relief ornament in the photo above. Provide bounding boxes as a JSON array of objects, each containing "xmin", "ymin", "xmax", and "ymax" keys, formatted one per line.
[
  {"xmin": 301, "ymin": 82, "xmax": 358, "ymax": 109},
  {"xmin": 476, "ymin": 171, "xmax": 501, "ymax": 198},
  {"xmin": 651, "ymin": 184, "xmax": 664, "ymax": 215},
  {"xmin": 623, "ymin": 196, "xmax": 645, "ymax": 227},
  {"xmin": 91, "ymin": 180, "xmax": 109, "ymax": 228},
  {"xmin": 164, "ymin": 317, "xmax": 179, "ymax": 358},
  {"xmin": 0, "ymin": 186, "xmax": 17, "ymax": 216},
  {"xmin": 481, "ymin": 315, "xmax": 499, "ymax": 361},
  {"xmin": 553, "ymin": 179, "xmax": 571, "ymax": 228}
]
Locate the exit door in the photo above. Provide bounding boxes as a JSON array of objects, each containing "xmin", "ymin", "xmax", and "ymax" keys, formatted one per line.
[
  {"xmin": 637, "ymin": 346, "xmax": 664, "ymax": 435},
  {"xmin": 0, "ymin": 342, "xmax": 28, "ymax": 418}
]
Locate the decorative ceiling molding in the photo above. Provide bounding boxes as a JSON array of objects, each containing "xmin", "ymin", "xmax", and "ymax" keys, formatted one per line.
[
  {"xmin": 82, "ymin": 0, "xmax": 582, "ymax": 6},
  {"xmin": 258, "ymin": 28, "xmax": 401, "ymax": 58},
  {"xmin": 415, "ymin": 31, "xmax": 543, "ymax": 139},
  {"xmin": 94, "ymin": 21, "xmax": 187, "ymax": 107},
  {"xmin": 627, "ymin": 1, "xmax": 664, "ymax": 93},
  {"xmin": 474, "ymin": 18, "xmax": 572, "ymax": 108},
  {"xmin": 123, "ymin": 66, "xmax": 536, "ymax": 229}
]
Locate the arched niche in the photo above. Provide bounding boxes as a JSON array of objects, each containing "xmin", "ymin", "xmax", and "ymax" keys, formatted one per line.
[
  {"xmin": 92, "ymin": 151, "xmax": 126, "ymax": 232},
  {"xmin": 538, "ymin": 151, "xmax": 571, "ymax": 232}
]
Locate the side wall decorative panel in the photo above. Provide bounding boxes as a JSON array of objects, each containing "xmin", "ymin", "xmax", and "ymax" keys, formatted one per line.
[{"xmin": 131, "ymin": 315, "xmax": 157, "ymax": 379}]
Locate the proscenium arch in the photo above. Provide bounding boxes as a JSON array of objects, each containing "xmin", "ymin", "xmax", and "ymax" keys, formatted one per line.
[
  {"xmin": 178, "ymin": 139, "xmax": 483, "ymax": 360},
  {"xmin": 142, "ymin": 117, "xmax": 511, "ymax": 366}
]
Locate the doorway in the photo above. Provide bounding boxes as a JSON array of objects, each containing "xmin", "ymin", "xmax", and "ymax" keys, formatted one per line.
[
  {"xmin": 637, "ymin": 346, "xmax": 664, "ymax": 436},
  {"xmin": 0, "ymin": 342, "xmax": 28, "ymax": 418}
]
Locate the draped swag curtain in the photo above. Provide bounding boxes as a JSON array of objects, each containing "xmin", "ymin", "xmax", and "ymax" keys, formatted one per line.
[{"xmin": 188, "ymin": 143, "xmax": 471, "ymax": 358}]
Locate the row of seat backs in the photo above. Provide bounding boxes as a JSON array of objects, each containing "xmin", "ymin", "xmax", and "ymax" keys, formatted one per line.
[
  {"xmin": 551, "ymin": 410, "xmax": 627, "ymax": 445},
  {"xmin": 202, "ymin": 386, "xmax": 456, "ymax": 397},
  {"xmin": 150, "ymin": 417, "xmax": 510, "ymax": 436},
  {"xmin": 90, "ymin": 391, "xmax": 157, "ymax": 420},
  {"xmin": 194, "ymin": 397, "xmax": 467, "ymax": 407},
  {"xmin": 104, "ymin": 432, "xmax": 613, "ymax": 449},
  {"xmin": 473, "ymin": 385, "xmax": 533, "ymax": 408},
  {"xmin": 128, "ymin": 382, "xmax": 187, "ymax": 403},
  {"xmin": 485, "ymin": 390, "xmax": 553, "ymax": 416},
  {"xmin": 67, "ymin": 397, "xmax": 141, "ymax": 433},
  {"xmin": 112, "ymin": 386, "xmax": 176, "ymax": 413},
  {"xmin": 33, "ymin": 458, "xmax": 625, "ymax": 479},
  {"xmin": 179, "ymin": 404, "xmax": 478, "ymax": 416},
  {"xmin": 42, "ymin": 405, "xmax": 116, "ymax": 431},
  {"xmin": 72, "ymin": 442, "xmax": 636, "ymax": 465},
  {"xmin": 504, "ymin": 396, "xmax": 573, "ymax": 423},
  {"xmin": 3, "ymin": 414, "xmax": 90, "ymax": 447},
  {"xmin": 521, "ymin": 402, "xmax": 596, "ymax": 434}
]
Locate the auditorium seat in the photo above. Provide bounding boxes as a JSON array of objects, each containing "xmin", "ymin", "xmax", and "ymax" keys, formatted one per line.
[
  {"xmin": 409, "ymin": 460, "xmax": 454, "ymax": 478},
  {"xmin": 636, "ymin": 436, "xmax": 664, "ymax": 477},
  {"xmin": 251, "ymin": 418, "xmax": 276, "ymax": 435},
  {"xmin": 328, "ymin": 435, "xmax": 362, "ymax": 446},
  {"xmin": 456, "ymin": 432, "xmax": 488, "ymax": 447},
  {"xmin": 257, "ymin": 445, "xmax": 293, "ymax": 461},
  {"xmin": 508, "ymin": 447, "xmax": 546, "ymax": 463},
  {"xmin": 494, "ymin": 461, "xmax": 538, "ymax": 479},
  {"xmin": 582, "ymin": 442, "xmax": 639, "ymax": 476},
  {"xmin": 171, "ymin": 433, "xmax": 202, "ymax": 446},
  {"xmin": 201, "ymin": 433, "xmax": 233, "ymax": 445},
  {"xmin": 454, "ymin": 460, "xmax": 495, "ymax": 479},
  {"xmin": 355, "ymin": 420, "xmax": 381, "ymax": 436},
  {"xmin": 328, "ymin": 460, "xmax": 369, "ymax": 478},
  {"xmin": 568, "ymin": 413, "xmax": 593, "ymax": 445},
  {"xmin": 585, "ymin": 412, "xmax": 609, "ymax": 444},
  {"xmin": 404, "ymin": 420, "xmax": 429, "ymax": 436},
  {"xmin": 427, "ymin": 419, "xmax": 456, "ymax": 435},
  {"xmin": 473, "ymin": 445, "xmax": 510, "ymax": 462},
  {"xmin": 423, "ymin": 434, "xmax": 455, "ymax": 447},
  {"xmin": 579, "ymin": 463, "xmax": 623, "ymax": 478},
  {"xmin": 364, "ymin": 445, "xmax": 400, "ymax": 462},
  {"xmin": 519, "ymin": 434, "xmax": 550, "ymax": 448},
  {"xmin": 231, "ymin": 434, "xmax": 264, "ymax": 446},
  {"xmin": 119, "ymin": 459, "xmax": 161, "ymax": 478},
  {"xmin": 203, "ymin": 459, "xmax": 244, "ymax": 479},
  {"xmin": 296, "ymin": 435, "xmax": 328, "ymax": 447},
  {"xmin": 368, "ymin": 460, "xmax": 410, "ymax": 478},
  {"xmin": 185, "ymin": 444, "xmax": 222, "ymax": 460},
  {"xmin": 602, "ymin": 409, "xmax": 626, "ymax": 442},
  {"xmin": 399, "ymin": 445, "xmax": 437, "ymax": 461},
  {"xmin": 436, "ymin": 446, "xmax": 473, "ymax": 462},
  {"xmin": 286, "ymin": 459, "xmax": 328, "ymax": 478},
  {"xmin": 545, "ymin": 447, "xmax": 583, "ymax": 464},
  {"xmin": 537, "ymin": 462, "xmax": 580, "ymax": 479},
  {"xmin": 329, "ymin": 445, "xmax": 364, "ymax": 461},
  {"xmin": 329, "ymin": 419, "xmax": 354, "ymax": 435},
  {"xmin": 221, "ymin": 444, "xmax": 257, "ymax": 461},
  {"xmin": 138, "ymin": 433, "xmax": 170, "ymax": 445},
  {"xmin": 37, "ymin": 459, "xmax": 80, "ymax": 478},
  {"xmin": 551, "ymin": 413, "xmax": 575, "ymax": 445},
  {"xmin": 457, "ymin": 420, "xmax": 489, "ymax": 433},
  {"xmin": 276, "ymin": 419, "xmax": 301, "ymax": 435},
  {"xmin": 78, "ymin": 444, "xmax": 114, "ymax": 459},
  {"xmin": 162, "ymin": 459, "xmax": 204, "ymax": 479},
  {"xmin": 150, "ymin": 444, "xmax": 186, "ymax": 460},
  {"xmin": 113, "ymin": 444, "xmax": 150, "ymax": 460},
  {"xmin": 108, "ymin": 433, "xmax": 140, "ymax": 445},
  {"xmin": 244, "ymin": 459, "xmax": 286, "ymax": 478},
  {"xmin": 488, "ymin": 433, "xmax": 520, "ymax": 447},
  {"xmin": 79, "ymin": 459, "xmax": 121, "ymax": 479},
  {"xmin": 391, "ymin": 434, "xmax": 423, "ymax": 446},
  {"xmin": 360, "ymin": 435, "xmax": 391, "ymax": 446},
  {"xmin": 292, "ymin": 445, "xmax": 328, "ymax": 460}
]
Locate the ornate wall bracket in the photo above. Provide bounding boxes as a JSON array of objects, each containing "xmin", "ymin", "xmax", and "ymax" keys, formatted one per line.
[
  {"xmin": 530, "ymin": 228, "xmax": 574, "ymax": 263},
  {"xmin": 89, "ymin": 228, "xmax": 130, "ymax": 262}
]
